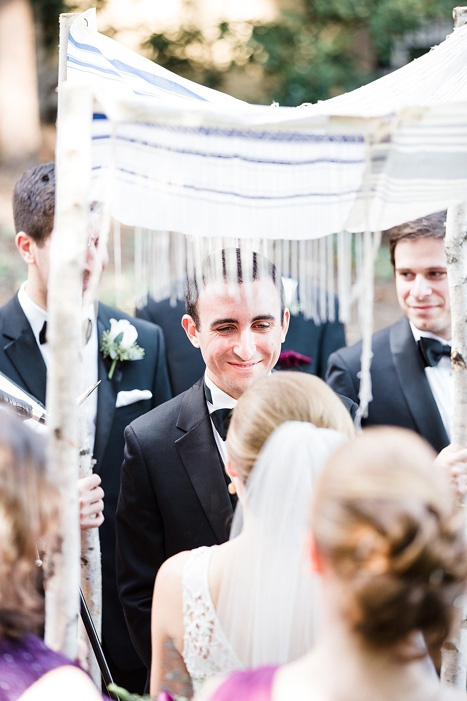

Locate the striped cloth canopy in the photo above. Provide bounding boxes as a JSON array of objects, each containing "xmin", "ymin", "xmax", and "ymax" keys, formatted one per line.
[{"xmin": 66, "ymin": 9, "xmax": 467, "ymax": 240}]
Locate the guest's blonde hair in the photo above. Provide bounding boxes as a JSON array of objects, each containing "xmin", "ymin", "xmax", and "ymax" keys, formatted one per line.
[
  {"xmin": 0, "ymin": 410, "xmax": 61, "ymax": 639},
  {"xmin": 226, "ymin": 372, "xmax": 354, "ymax": 482},
  {"xmin": 312, "ymin": 427, "xmax": 467, "ymax": 653}
]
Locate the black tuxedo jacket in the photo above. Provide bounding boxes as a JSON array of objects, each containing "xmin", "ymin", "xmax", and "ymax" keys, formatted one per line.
[
  {"xmin": 325, "ymin": 316, "xmax": 449, "ymax": 453},
  {"xmin": 0, "ymin": 293, "xmax": 172, "ymax": 671},
  {"xmin": 116, "ymin": 378, "xmax": 235, "ymax": 670}
]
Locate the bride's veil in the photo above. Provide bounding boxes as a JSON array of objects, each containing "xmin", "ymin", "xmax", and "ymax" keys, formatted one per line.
[{"xmin": 216, "ymin": 420, "xmax": 347, "ymax": 668}]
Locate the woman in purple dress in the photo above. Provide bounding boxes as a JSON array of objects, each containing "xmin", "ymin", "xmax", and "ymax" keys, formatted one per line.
[
  {"xmin": 0, "ymin": 410, "xmax": 102, "ymax": 701},
  {"xmin": 197, "ymin": 427, "xmax": 467, "ymax": 701}
]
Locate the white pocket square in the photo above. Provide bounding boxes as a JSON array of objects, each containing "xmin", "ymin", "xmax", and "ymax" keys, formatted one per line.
[{"xmin": 116, "ymin": 389, "xmax": 152, "ymax": 408}]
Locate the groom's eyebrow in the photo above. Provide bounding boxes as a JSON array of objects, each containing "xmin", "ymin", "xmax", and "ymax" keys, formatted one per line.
[{"xmin": 211, "ymin": 317, "xmax": 237, "ymax": 327}]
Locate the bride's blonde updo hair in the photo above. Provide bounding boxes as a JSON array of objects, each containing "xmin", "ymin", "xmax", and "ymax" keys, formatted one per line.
[
  {"xmin": 226, "ymin": 372, "xmax": 354, "ymax": 483},
  {"xmin": 312, "ymin": 426, "xmax": 467, "ymax": 653},
  {"xmin": 0, "ymin": 410, "xmax": 61, "ymax": 639}
]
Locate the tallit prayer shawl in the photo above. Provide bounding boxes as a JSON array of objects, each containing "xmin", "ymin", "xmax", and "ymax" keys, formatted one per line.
[{"xmin": 67, "ymin": 10, "xmax": 467, "ymax": 240}]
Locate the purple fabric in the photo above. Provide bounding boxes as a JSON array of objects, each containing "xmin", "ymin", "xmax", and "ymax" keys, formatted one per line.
[
  {"xmin": 0, "ymin": 634, "xmax": 79, "ymax": 701},
  {"xmin": 211, "ymin": 666, "xmax": 279, "ymax": 701}
]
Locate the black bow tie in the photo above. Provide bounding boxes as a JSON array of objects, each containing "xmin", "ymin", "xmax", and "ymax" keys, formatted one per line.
[
  {"xmin": 39, "ymin": 320, "xmax": 48, "ymax": 345},
  {"xmin": 418, "ymin": 337, "xmax": 451, "ymax": 368},
  {"xmin": 204, "ymin": 382, "xmax": 233, "ymax": 441},
  {"xmin": 210, "ymin": 407, "xmax": 233, "ymax": 441},
  {"xmin": 39, "ymin": 319, "xmax": 92, "ymax": 346}
]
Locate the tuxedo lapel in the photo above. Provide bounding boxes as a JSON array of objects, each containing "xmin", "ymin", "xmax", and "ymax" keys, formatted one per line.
[
  {"xmin": 175, "ymin": 381, "xmax": 233, "ymax": 543},
  {"xmin": 1, "ymin": 295, "xmax": 47, "ymax": 404},
  {"xmin": 390, "ymin": 317, "xmax": 449, "ymax": 451},
  {"xmin": 94, "ymin": 308, "xmax": 123, "ymax": 468}
]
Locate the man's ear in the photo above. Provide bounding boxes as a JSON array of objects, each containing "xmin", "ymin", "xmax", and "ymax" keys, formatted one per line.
[
  {"xmin": 308, "ymin": 536, "xmax": 324, "ymax": 575},
  {"xmin": 225, "ymin": 458, "xmax": 238, "ymax": 481},
  {"xmin": 181, "ymin": 314, "xmax": 200, "ymax": 348},
  {"xmin": 281, "ymin": 307, "xmax": 290, "ymax": 342},
  {"xmin": 15, "ymin": 232, "xmax": 36, "ymax": 265}
]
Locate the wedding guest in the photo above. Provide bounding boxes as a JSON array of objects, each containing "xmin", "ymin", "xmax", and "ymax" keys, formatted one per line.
[
  {"xmin": 0, "ymin": 409, "xmax": 103, "ymax": 701},
  {"xmin": 326, "ymin": 211, "xmax": 467, "ymax": 499},
  {"xmin": 198, "ymin": 426, "xmax": 467, "ymax": 701},
  {"xmin": 0, "ymin": 163, "xmax": 172, "ymax": 692},
  {"xmin": 149, "ymin": 372, "xmax": 354, "ymax": 698},
  {"xmin": 327, "ymin": 212, "xmax": 451, "ymax": 453}
]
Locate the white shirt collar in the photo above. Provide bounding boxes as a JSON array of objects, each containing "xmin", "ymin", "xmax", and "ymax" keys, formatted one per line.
[
  {"xmin": 17, "ymin": 282, "xmax": 47, "ymax": 346},
  {"xmin": 17, "ymin": 281, "xmax": 96, "ymax": 346},
  {"xmin": 204, "ymin": 372, "xmax": 237, "ymax": 412},
  {"xmin": 409, "ymin": 321, "xmax": 451, "ymax": 345}
]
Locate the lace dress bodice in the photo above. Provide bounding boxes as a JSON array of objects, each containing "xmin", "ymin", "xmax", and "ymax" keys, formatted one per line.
[{"xmin": 182, "ymin": 546, "xmax": 242, "ymax": 693}]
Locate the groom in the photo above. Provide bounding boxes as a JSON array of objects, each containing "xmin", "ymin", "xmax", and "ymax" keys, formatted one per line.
[{"xmin": 116, "ymin": 248, "xmax": 291, "ymax": 671}]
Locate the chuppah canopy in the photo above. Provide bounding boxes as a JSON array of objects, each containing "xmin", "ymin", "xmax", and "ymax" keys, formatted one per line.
[{"xmin": 66, "ymin": 9, "xmax": 467, "ymax": 242}]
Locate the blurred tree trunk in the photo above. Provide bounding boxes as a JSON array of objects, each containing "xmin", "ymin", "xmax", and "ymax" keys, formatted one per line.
[{"xmin": 0, "ymin": 0, "xmax": 41, "ymax": 160}]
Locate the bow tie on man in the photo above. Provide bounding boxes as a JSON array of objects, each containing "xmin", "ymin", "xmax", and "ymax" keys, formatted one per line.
[
  {"xmin": 204, "ymin": 380, "xmax": 234, "ymax": 441},
  {"xmin": 210, "ymin": 407, "xmax": 233, "ymax": 441},
  {"xmin": 39, "ymin": 318, "xmax": 93, "ymax": 345},
  {"xmin": 418, "ymin": 337, "xmax": 451, "ymax": 368}
]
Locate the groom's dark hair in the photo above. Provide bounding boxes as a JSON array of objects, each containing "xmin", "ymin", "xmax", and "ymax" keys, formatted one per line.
[{"xmin": 185, "ymin": 247, "xmax": 285, "ymax": 328}]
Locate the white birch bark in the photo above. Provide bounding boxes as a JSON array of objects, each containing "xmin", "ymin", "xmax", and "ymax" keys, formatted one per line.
[
  {"xmin": 78, "ymin": 417, "xmax": 102, "ymax": 688},
  {"xmin": 56, "ymin": 12, "xmax": 103, "ymax": 683},
  {"xmin": 441, "ymin": 202, "xmax": 467, "ymax": 688},
  {"xmin": 440, "ymin": 9, "xmax": 467, "ymax": 688},
  {"xmin": 44, "ymin": 80, "xmax": 93, "ymax": 658}
]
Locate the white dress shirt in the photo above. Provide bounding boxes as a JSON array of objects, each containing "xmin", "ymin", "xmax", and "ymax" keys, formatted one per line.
[{"xmin": 410, "ymin": 323, "xmax": 452, "ymax": 441}]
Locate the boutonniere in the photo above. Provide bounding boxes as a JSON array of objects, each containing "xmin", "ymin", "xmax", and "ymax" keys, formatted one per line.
[{"xmin": 100, "ymin": 318, "xmax": 145, "ymax": 380}]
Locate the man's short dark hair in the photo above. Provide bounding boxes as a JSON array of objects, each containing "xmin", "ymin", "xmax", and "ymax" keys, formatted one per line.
[
  {"xmin": 185, "ymin": 247, "xmax": 285, "ymax": 328},
  {"xmin": 12, "ymin": 162, "xmax": 56, "ymax": 246},
  {"xmin": 388, "ymin": 210, "xmax": 446, "ymax": 268}
]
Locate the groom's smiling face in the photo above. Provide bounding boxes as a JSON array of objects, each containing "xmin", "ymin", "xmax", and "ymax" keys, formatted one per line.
[{"xmin": 182, "ymin": 278, "xmax": 289, "ymax": 400}]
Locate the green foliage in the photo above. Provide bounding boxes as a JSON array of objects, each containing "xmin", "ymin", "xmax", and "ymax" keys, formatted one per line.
[
  {"xmin": 143, "ymin": 21, "xmax": 250, "ymax": 91},
  {"xmin": 30, "ymin": 0, "xmax": 68, "ymax": 51},
  {"xmin": 143, "ymin": 0, "xmax": 454, "ymax": 106}
]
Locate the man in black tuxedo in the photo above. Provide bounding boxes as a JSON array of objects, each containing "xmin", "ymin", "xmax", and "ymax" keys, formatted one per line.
[
  {"xmin": 136, "ymin": 288, "xmax": 345, "ymax": 395},
  {"xmin": 0, "ymin": 163, "xmax": 172, "ymax": 692},
  {"xmin": 116, "ymin": 249, "xmax": 291, "ymax": 672},
  {"xmin": 326, "ymin": 211, "xmax": 452, "ymax": 453}
]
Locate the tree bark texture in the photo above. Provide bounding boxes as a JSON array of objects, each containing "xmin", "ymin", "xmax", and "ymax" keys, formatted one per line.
[
  {"xmin": 440, "ymin": 202, "xmax": 467, "ymax": 688},
  {"xmin": 44, "ymin": 80, "xmax": 93, "ymax": 659}
]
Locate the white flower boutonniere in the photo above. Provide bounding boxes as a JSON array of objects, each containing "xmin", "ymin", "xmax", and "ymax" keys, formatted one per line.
[{"xmin": 100, "ymin": 318, "xmax": 145, "ymax": 380}]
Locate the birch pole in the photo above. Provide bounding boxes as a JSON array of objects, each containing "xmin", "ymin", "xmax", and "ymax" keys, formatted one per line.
[
  {"xmin": 56, "ymin": 11, "xmax": 103, "ymax": 683},
  {"xmin": 44, "ymin": 80, "xmax": 93, "ymax": 658},
  {"xmin": 79, "ymin": 420, "xmax": 102, "ymax": 686},
  {"xmin": 441, "ymin": 201, "xmax": 467, "ymax": 687},
  {"xmin": 439, "ymin": 8, "xmax": 467, "ymax": 688}
]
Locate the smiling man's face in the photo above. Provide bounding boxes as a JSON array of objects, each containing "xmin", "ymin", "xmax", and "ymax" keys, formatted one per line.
[
  {"xmin": 182, "ymin": 278, "xmax": 289, "ymax": 399},
  {"xmin": 394, "ymin": 236, "xmax": 451, "ymax": 340}
]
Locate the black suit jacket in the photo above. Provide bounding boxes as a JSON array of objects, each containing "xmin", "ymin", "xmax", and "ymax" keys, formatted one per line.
[
  {"xmin": 116, "ymin": 378, "xmax": 235, "ymax": 670},
  {"xmin": 279, "ymin": 306, "xmax": 346, "ymax": 379},
  {"xmin": 0, "ymin": 293, "xmax": 172, "ymax": 671},
  {"xmin": 325, "ymin": 316, "xmax": 449, "ymax": 453}
]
